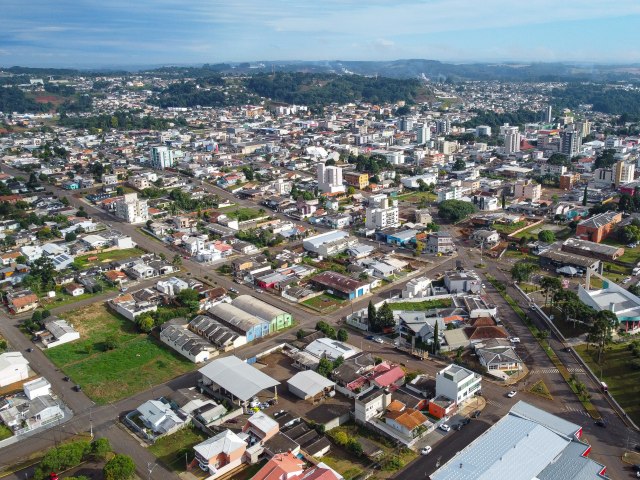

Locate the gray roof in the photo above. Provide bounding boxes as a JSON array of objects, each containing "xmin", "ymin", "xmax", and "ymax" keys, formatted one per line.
[
  {"xmin": 287, "ymin": 370, "xmax": 335, "ymax": 397},
  {"xmin": 431, "ymin": 401, "xmax": 604, "ymax": 480},
  {"xmin": 232, "ymin": 295, "xmax": 288, "ymax": 322},
  {"xmin": 208, "ymin": 303, "xmax": 266, "ymax": 333},
  {"xmin": 577, "ymin": 211, "xmax": 620, "ymax": 229},
  {"xmin": 198, "ymin": 355, "xmax": 279, "ymax": 401}
]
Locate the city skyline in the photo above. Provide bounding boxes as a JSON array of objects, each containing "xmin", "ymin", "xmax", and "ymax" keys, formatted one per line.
[{"xmin": 2, "ymin": 0, "xmax": 640, "ymax": 68}]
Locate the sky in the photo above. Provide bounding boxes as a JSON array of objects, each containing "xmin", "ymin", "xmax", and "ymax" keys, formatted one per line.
[{"xmin": 1, "ymin": 0, "xmax": 640, "ymax": 68}]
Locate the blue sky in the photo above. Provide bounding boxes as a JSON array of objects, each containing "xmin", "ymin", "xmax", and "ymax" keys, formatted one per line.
[{"xmin": 1, "ymin": 0, "xmax": 639, "ymax": 68}]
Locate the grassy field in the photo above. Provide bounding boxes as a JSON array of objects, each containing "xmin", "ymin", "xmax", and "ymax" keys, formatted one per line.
[
  {"xmin": 40, "ymin": 282, "xmax": 116, "ymax": 308},
  {"xmin": 45, "ymin": 304, "xmax": 196, "ymax": 404},
  {"xmin": 575, "ymin": 343, "xmax": 640, "ymax": 425},
  {"xmin": 0, "ymin": 424, "xmax": 12, "ymax": 441},
  {"xmin": 219, "ymin": 207, "xmax": 264, "ymax": 221},
  {"xmin": 389, "ymin": 298, "xmax": 452, "ymax": 311},
  {"xmin": 503, "ymin": 250, "xmax": 538, "ymax": 262},
  {"xmin": 73, "ymin": 247, "xmax": 146, "ymax": 268},
  {"xmin": 396, "ymin": 191, "xmax": 437, "ymax": 204},
  {"xmin": 494, "ymin": 221, "xmax": 527, "ymax": 235},
  {"xmin": 302, "ymin": 293, "xmax": 345, "ymax": 312},
  {"xmin": 149, "ymin": 426, "xmax": 208, "ymax": 472},
  {"xmin": 603, "ymin": 238, "xmax": 640, "ymax": 265},
  {"xmin": 320, "ymin": 450, "xmax": 365, "ymax": 480}
]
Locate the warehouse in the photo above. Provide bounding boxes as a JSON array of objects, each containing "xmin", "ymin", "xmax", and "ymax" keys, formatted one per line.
[
  {"xmin": 207, "ymin": 303, "xmax": 269, "ymax": 342},
  {"xmin": 287, "ymin": 370, "xmax": 336, "ymax": 401},
  {"xmin": 232, "ymin": 295, "xmax": 293, "ymax": 333}
]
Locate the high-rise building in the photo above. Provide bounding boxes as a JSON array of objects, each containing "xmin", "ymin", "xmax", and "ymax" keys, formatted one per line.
[
  {"xmin": 115, "ymin": 193, "xmax": 149, "ymax": 224},
  {"xmin": 416, "ymin": 124, "xmax": 431, "ymax": 144},
  {"xmin": 614, "ymin": 160, "xmax": 635, "ymax": 186},
  {"xmin": 365, "ymin": 194, "xmax": 399, "ymax": 230},
  {"xmin": 475, "ymin": 125, "xmax": 491, "ymax": 137},
  {"xmin": 399, "ymin": 117, "xmax": 415, "ymax": 132},
  {"xmin": 560, "ymin": 129, "xmax": 581, "ymax": 158},
  {"xmin": 150, "ymin": 146, "xmax": 174, "ymax": 170},
  {"xmin": 503, "ymin": 126, "xmax": 521, "ymax": 154},
  {"xmin": 544, "ymin": 105, "xmax": 553, "ymax": 123},
  {"xmin": 317, "ymin": 163, "xmax": 345, "ymax": 194},
  {"xmin": 435, "ymin": 119, "xmax": 451, "ymax": 135},
  {"xmin": 514, "ymin": 179, "xmax": 541, "ymax": 202}
]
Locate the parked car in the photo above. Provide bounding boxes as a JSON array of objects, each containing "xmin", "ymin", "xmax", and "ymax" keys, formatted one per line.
[
  {"xmin": 509, "ymin": 337, "xmax": 521, "ymax": 343},
  {"xmin": 421, "ymin": 446, "xmax": 432, "ymax": 455},
  {"xmin": 255, "ymin": 289, "xmax": 264, "ymax": 294},
  {"xmin": 63, "ymin": 376, "xmax": 70, "ymax": 382},
  {"xmin": 623, "ymin": 277, "xmax": 633, "ymax": 284},
  {"xmin": 439, "ymin": 424, "xmax": 451, "ymax": 432},
  {"xmin": 472, "ymin": 410, "xmax": 481, "ymax": 418},
  {"xmin": 461, "ymin": 418, "xmax": 471, "ymax": 425},
  {"xmin": 373, "ymin": 337, "xmax": 384, "ymax": 344},
  {"xmin": 595, "ymin": 419, "xmax": 606, "ymax": 427},
  {"xmin": 507, "ymin": 391, "xmax": 517, "ymax": 398},
  {"xmin": 73, "ymin": 385, "xmax": 82, "ymax": 392}
]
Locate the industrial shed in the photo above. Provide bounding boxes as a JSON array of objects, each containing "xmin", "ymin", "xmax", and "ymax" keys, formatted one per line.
[
  {"xmin": 232, "ymin": 295, "xmax": 293, "ymax": 332},
  {"xmin": 207, "ymin": 303, "xmax": 269, "ymax": 342},
  {"xmin": 287, "ymin": 370, "xmax": 336, "ymax": 400}
]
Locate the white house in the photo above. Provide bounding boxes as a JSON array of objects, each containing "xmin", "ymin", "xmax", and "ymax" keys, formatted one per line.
[
  {"xmin": 136, "ymin": 399, "xmax": 186, "ymax": 437},
  {"xmin": 435, "ymin": 364, "xmax": 482, "ymax": 406},
  {"xmin": 156, "ymin": 277, "xmax": 189, "ymax": 296},
  {"xmin": 41, "ymin": 318, "xmax": 81, "ymax": 348},
  {"xmin": 0, "ymin": 352, "xmax": 30, "ymax": 387},
  {"xmin": 354, "ymin": 388, "xmax": 392, "ymax": 423},
  {"xmin": 23, "ymin": 377, "xmax": 51, "ymax": 400}
]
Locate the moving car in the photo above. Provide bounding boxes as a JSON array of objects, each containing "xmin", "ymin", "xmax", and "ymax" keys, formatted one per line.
[
  {"xmin": 439, "ymin": 424, "xmax": 451, "ymax": 432},
  {"xmin": 509, "ymin": 337, "xmax": 521, "ymax": 343},
  {"xmin": 421, "ymin": 446, "xmax": 433, "ymax": 455},
  {"xmin": 507, "ymin": 391, "xmax": 517, "ymax": 398},
  {"xmin": 595, "ymin": 419, "xmax": 606, "ymax": 427},
  {"xmin": 373, "ymin": 337, "xmax": 384, "ymax": 344}
]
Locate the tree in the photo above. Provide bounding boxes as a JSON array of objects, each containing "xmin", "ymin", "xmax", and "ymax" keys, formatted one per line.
[
  {"xmin": 337, "ymin": 328, "xmax": 348, "ymax": 342},
  {"xmin": 432, "ymin": 321, "xmax": 440, "ymax": 354},
  {"xmin": 103, "ymin": 454, "xmax": 136, "ymax": 480},
  {"xmin": 510, "ymin": 262, "xmax": 538, "ymax": 282},
  {"xmin": 316, "ymin": 357, "xmax": 334, "ymax": 378},
  {"xmin": 374, "ymin": 303, "xmax": 395, "ymax": 332},
  {"xmin": 438, "ymin": 199, "xmax": 476, "ymax": 223},
  {"xmin": 452, "ymin": 158, "xmax": 466, "ymax": 171},
  {"xmin": 582, "ymin": 186, "xmax": 588, "ymax": 206},
  {"xmin": 136, "ymin": 315, "xmax": 155, "ymax": 333},
  {"xmin": 347, "ymin": 186, "xmax": 356, "ymax": 195},
  {"xmin": 624, "ymin": 224, "xmax": 640, "ymax": 243},
  {"xmin": 26, "ymin": 256, "xmax": 56, "ymax": 291},
  {"xmin": 540, "ymin": 276, "xmax": 562, "ymax": 306},
  {"xmin": 538, "ymin": 230, "xmax": 556, "ymax": 243},
  {"xmin": 501, "ymin": 192, "xmax": 506, "ymax": 209},
  {"xmin": 90, "ymin": 438, "xmax": 112, "ymax": 460},
  {"xmin": 589, "ymin": 310, "xmax": 618, "ymax": 363},
  {"xmin": 177, "ymin": 288, "xmax": 201, "ymax": 312},
  {"xmin": 65, "ymin": 231, "xmax": 77, "ymax": 242},
  {"xmin": 367, "ymin": 301, "xmax": 377, "ymax": 329},
  {"xmin": 172, "ymin": 254, "xmax": 183, "ymax": 266},
  {"xmin": 104, "ymin": 335, "xmax": 118, "ymax": 351}
]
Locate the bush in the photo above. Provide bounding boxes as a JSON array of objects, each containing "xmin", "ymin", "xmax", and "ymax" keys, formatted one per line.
[
  {"xmin": 337, "ymin": 328, "xmax": 348, "ymax": 342},
  {"xmin": 90, "ymin": 437, "xmax": 112, "ymax": 460},
  {"xmin": 347, "ymin": 439, "xmax": 363, "ymax": 456},
  {"xmin": 35, "ymin": 440, "xmax": 91, "ymax": 480},
  {"xmin": 631, "ymin": 358, "xmax": 640, "ymax": 370},
  {"xmin": 332, "ymin": 431, "xmax": 349, "ymax": 446}
]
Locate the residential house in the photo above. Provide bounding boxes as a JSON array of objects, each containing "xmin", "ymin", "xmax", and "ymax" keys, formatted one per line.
[
  {"xmin": 64, "ymin": 283, "xmax": 85, "ymax": 297},
  {"xmin": 384, "ymin": 400, "xmax": 428, "ymax": 438},
  {"xmin": 425, "ymin": 232, "xmax": 455, "ymax": 254},
  {"xmin": 40, "ymin": 318, "xmax": 80, "ymax": 348},
  {"xmin": 192, "ymin": 429, "xmax": 247, "ymax": 478},
  {"xmin": 6, "ymin": 289, "xmax": 39, "ymax": 314},
  {"xmin": 435, "ymin": 364, "xmax": 482, "ymax": 406},
  {"xmin": 0, "ymin": 352, "xmax": 30, "ymax": 387},
  {"xmin": 135, "ymin": 399, "xmax": 186, "ymax": 437}
]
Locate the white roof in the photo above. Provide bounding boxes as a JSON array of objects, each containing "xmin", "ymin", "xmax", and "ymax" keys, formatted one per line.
[
  {"xmin": 305, "ymin": 338, "xmax": 359, "ymax": 361},
  {"xmin": 198, "ymin": 355, "xmax": 279, "ymax": 402},
  {"xmin": 288, "ymin": 370, "xmax": 335, "ymax": 397},
  {"xmin": 247, "ymin": 411, "xmax": 278, "ymax": 434},
  {"xmin": 0, "ymin": 352, "xmax": 29, "ymax": 372},
  {"xmin": 194, "ymin": 429, "xmax": 246, "ymax": 459}
]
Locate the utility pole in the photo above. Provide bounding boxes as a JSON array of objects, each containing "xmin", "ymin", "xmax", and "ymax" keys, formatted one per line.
[{"xmin": 89, "ymin": 407, "xmax": 93, "ymax": 438}]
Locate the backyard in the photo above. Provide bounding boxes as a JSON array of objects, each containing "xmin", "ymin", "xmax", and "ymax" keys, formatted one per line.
[
  {"xmin": 73, "ymin": 247, "xmax": 146, "ymax": 269},
  {"xmin": 149, "ymin": 426, "xmax": 209, "ymax": 472},
  {"xmin": 44, "ymin": 303, "xmax": 196, "ymax": 404},
  {"xmin": 575, "ymin": 342, "xmax": 640, "ymax": 425}
]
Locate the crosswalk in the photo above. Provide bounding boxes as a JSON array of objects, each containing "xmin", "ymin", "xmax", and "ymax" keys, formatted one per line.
[
  {"xmin": 563, "ymin": 405, "xmax": 590, "ymax": 417},
  {"xmin": 485, "ymin": 399, "xmax": 505, "ymax": 409},
  {"xmin": 531, "ymin": 367, "xmax": 585, "ymax": 375}
]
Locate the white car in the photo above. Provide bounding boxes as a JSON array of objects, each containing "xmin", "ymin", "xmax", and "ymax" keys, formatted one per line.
[
  {"xmin": 421, "ymin": 446, "xmax": 433, "ymax": 455},
  {"xmin": 440, "ymin": 424, "xmax": 451, "ymax": 432},
  {"xmin": 623, "ymin": 277, "xmax": 632, "ymax": 284},
  {"xmin": 373, "ymin": 337, "xmax": 384, "ymax": 344},
  {"xmin": 509, "ymin": 337, "xmax": 521, "ymax": 343},
  {"xmin": 507, "ymin": 391, "xmax": 517, "ymax": 398}
]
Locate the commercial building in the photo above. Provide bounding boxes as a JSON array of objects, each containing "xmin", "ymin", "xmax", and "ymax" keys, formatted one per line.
[
  {"xmin": 431, "ymin": 401, "xmax": 607, "ymax": 480},
  {"xmin": 579, "ymin": 274, "xmax": 640, "ymax": 333},
  {"xmin": 115, "ymin": 193, "xmax": 149, "ymax": 224},
  {"xmin": 231, "ymin": 295, "xmax": 292, "ymax": 333},
  {"xmin": 310, "ymin": 271, "xmax": 370, "ymax": 300},
  {"xmin": 614, "ymin": 160, "xmax": 635, "ymax": 187},
  {"xmin": 576, "ymin": 211, "xmax": 622, "ymax": 243},
  {"xmin": 426, "ymin": 232, "xmax": 455, "ymax": 254},
  {"xmin": 150, "ymin": 146, "xmax": 174, "ymax": 170},
  {"xmin": 365, "ymin": 194, "xmax": 399, "ymax": 230},
  {"xmin": 287, "ymin": 370, "xmax": 336, "ymax": 400},
  {"xmin": 0, "ymin": 352, "xmax": 30, "ymax": 387},
  {"xmin": 560, "ymin": 128, "xmax": 581, "ymax": 158},
  {"xmin": 207, "ymin": 303, "xmax": 270, "ymax": 342},
  {"xmin": 435, "ymin": 364, "xmax": 481, "ymax": 406},
  {"xmin": 343, "ymin": 171, "xmax": 369, "ymax": 190},
  {"xmin": 303, "ymin": 230, "xmax": 357, "ymax": 257},
  {"xmin": 317, "ymin": 163, "xmax": 345, "ymax": 194},
  {"xmin": 562, "ymin": 238, "xmax": 624, "ymax": 261}
]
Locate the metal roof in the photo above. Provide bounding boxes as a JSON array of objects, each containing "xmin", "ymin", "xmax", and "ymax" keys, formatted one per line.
[
  {"xmin": 198, "ymin": 355, "xmax": 279, "ymax": 401},
  {"xmin": 232, "ymin": 295, "xmax": 288, "ymax": 322},
  {"xmin": 287, "ymin": 370, "xmax": 335, "ymax": 397}
]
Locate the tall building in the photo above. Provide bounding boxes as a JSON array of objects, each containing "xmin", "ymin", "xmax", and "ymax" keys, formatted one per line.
[
  {"xmin": 115, "ymin": 193, "xmax": 149, "ymax": 224},
  {"xmin": 503, "ymin": 126, "xmax": 521, "ymax": 154},
  {"xmin": 560, "ymin": 129, "xmax": 581, "ymax": 158},
  {"xmin": 399, "ymin": 117, "xmax": 415, "ymax": 132},
  {"xmin": 514, "ymin": 179, "xmax": 541, "ymax": 202},
  {"xmin": 317, "ymin": 163, "xmax": 345, "ymax": 194},
  {"xmin": 365, "ymin": 194, "xmax": 399, "ymax": 230},
  {"xmin": 416, "ymin": 124, "xmax": 431, "ymax": 144},
  {"xmin": 435, "ymin": 119, "xmax": 451, "ymax": 135},
  {"xmin": 614, "ymin": 160, "xmax": 635, "ymax": 186},
  {"xmin": 544, "ymin": 104, "xmax": 553, "ymax": 123},
  {"xmin": 475, "ymin": 125, "xmax": 491, "ymax": 137},
  {"xmin": 150, "ymin": 146, "xmax": 174, "ymax": 170}
]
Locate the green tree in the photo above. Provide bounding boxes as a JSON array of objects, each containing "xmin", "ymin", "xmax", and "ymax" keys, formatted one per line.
[
  {"xmin": 172, "ymin": 254, "xmax": 183, "ymax": 266},
  {"xmin": 452, "ymin": 158, "xmax": 467, "ymax": 171},
  {"xmin": 538, "ymin": 230, "xmax": 556, "ymax": 243},
  {"xmin": 438, "ymin": 199, "xmax": 476, "ymax": 223},
  {"xmin": 582, "ymin": 186, "xmax": 588, "ymax": 206},
  {"xmin": 65, "ymin": 231, "xmax": 77, "ymax": 242},
  {"xmin": 367, "ymin": 301, "xmax": 377, "ymax": 329},
  {"xmin": 136, "ymin": 315, "xmax": 155, "ymax": 333},
  {"xmin": 510, "ymin": 262, "xmax": 538, "ymax": 283},
  {"xmin": 347, "ymin": 186, "xmax": 356, "ymax": 195},
  {"xmin": 316, "ymin": 357, "xmax": 334, "ymax": 377},
  {"xmin": 588, "ymin": 310, "xmax": 618, "ymax": 363},
  {"xmin": 35, "ymin": 441, "xmax": 91, "ymax": 480},
  {"xmin": 337, "ymin": 328, "xmax": 348, "ymax": 342},
  {"xmin": 624, "ymin": 224, "xmax": 640, "ymax": 243},
  {"xmin": 375, "ymin": 303, "xmax": 395, "ymax": 332},
  {"xmin": 540, "ymin": 276, "xmax": 562, "ymax": 307},
  {"xmin": 432, "ymin": 321, "xmax": 440, "ymax": 354},
  {"xmin": 103, "ymin": 454, "xmax": 136, "ymax": 480},
  {"xmin": 177, "ymin": 288, "xmax": 201, "ymax": 312},
  {"xmin": 104, "ymin": 334, "xmax": 118, "ymax": 351},
  {"xmin": 90, "ymin": 437, "xmax": 112, "ymax": 460}
]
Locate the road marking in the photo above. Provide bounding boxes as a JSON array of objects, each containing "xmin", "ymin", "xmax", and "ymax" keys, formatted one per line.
[
  {"xmin": 531, "ymin": 367, "xmax": 585, "ymax": 375},
  {"xmin": 563, "ymin": 405, "xmax": 589, "ymax": 416},
  {"xmin": 485, "ymin": 399, "xmax": 505, "ymax": 409}
]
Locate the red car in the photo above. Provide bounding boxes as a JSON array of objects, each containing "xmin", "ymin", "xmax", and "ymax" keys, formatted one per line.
[{"xmin": 49, "ymin": 474, "xmax": 59, "ymax": 480}]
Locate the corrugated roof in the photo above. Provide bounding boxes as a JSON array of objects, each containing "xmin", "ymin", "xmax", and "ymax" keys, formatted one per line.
[{"xmin": 198, "ymin": 355, "xmax": 279, "ymax": 401}]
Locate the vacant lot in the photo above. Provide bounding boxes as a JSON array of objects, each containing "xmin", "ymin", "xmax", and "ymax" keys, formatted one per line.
[
  {"xmin": 45, "ymin": 303, "xmax": 196, "ymax": 404},
  {"xmin": 220, "ymin": 207, "xmax": 264, "ymax": 221},
  {"xmin": 302, "ymin": 293, "xmax": 345, "ymax": 312},
  {"xmin": 149, "ymin": 426, "xmax": 208, "ymax": 472},
  {"xmin": 73, "ymin": 247, "xmax": 146, "ymax": 268},
  {"xmin": 603, "ymin": 238, "xmax": 640, "ymax": 265},
  {"xmin": 575, "ymin": 343, "xmax": 640, "ymax": 425}
]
